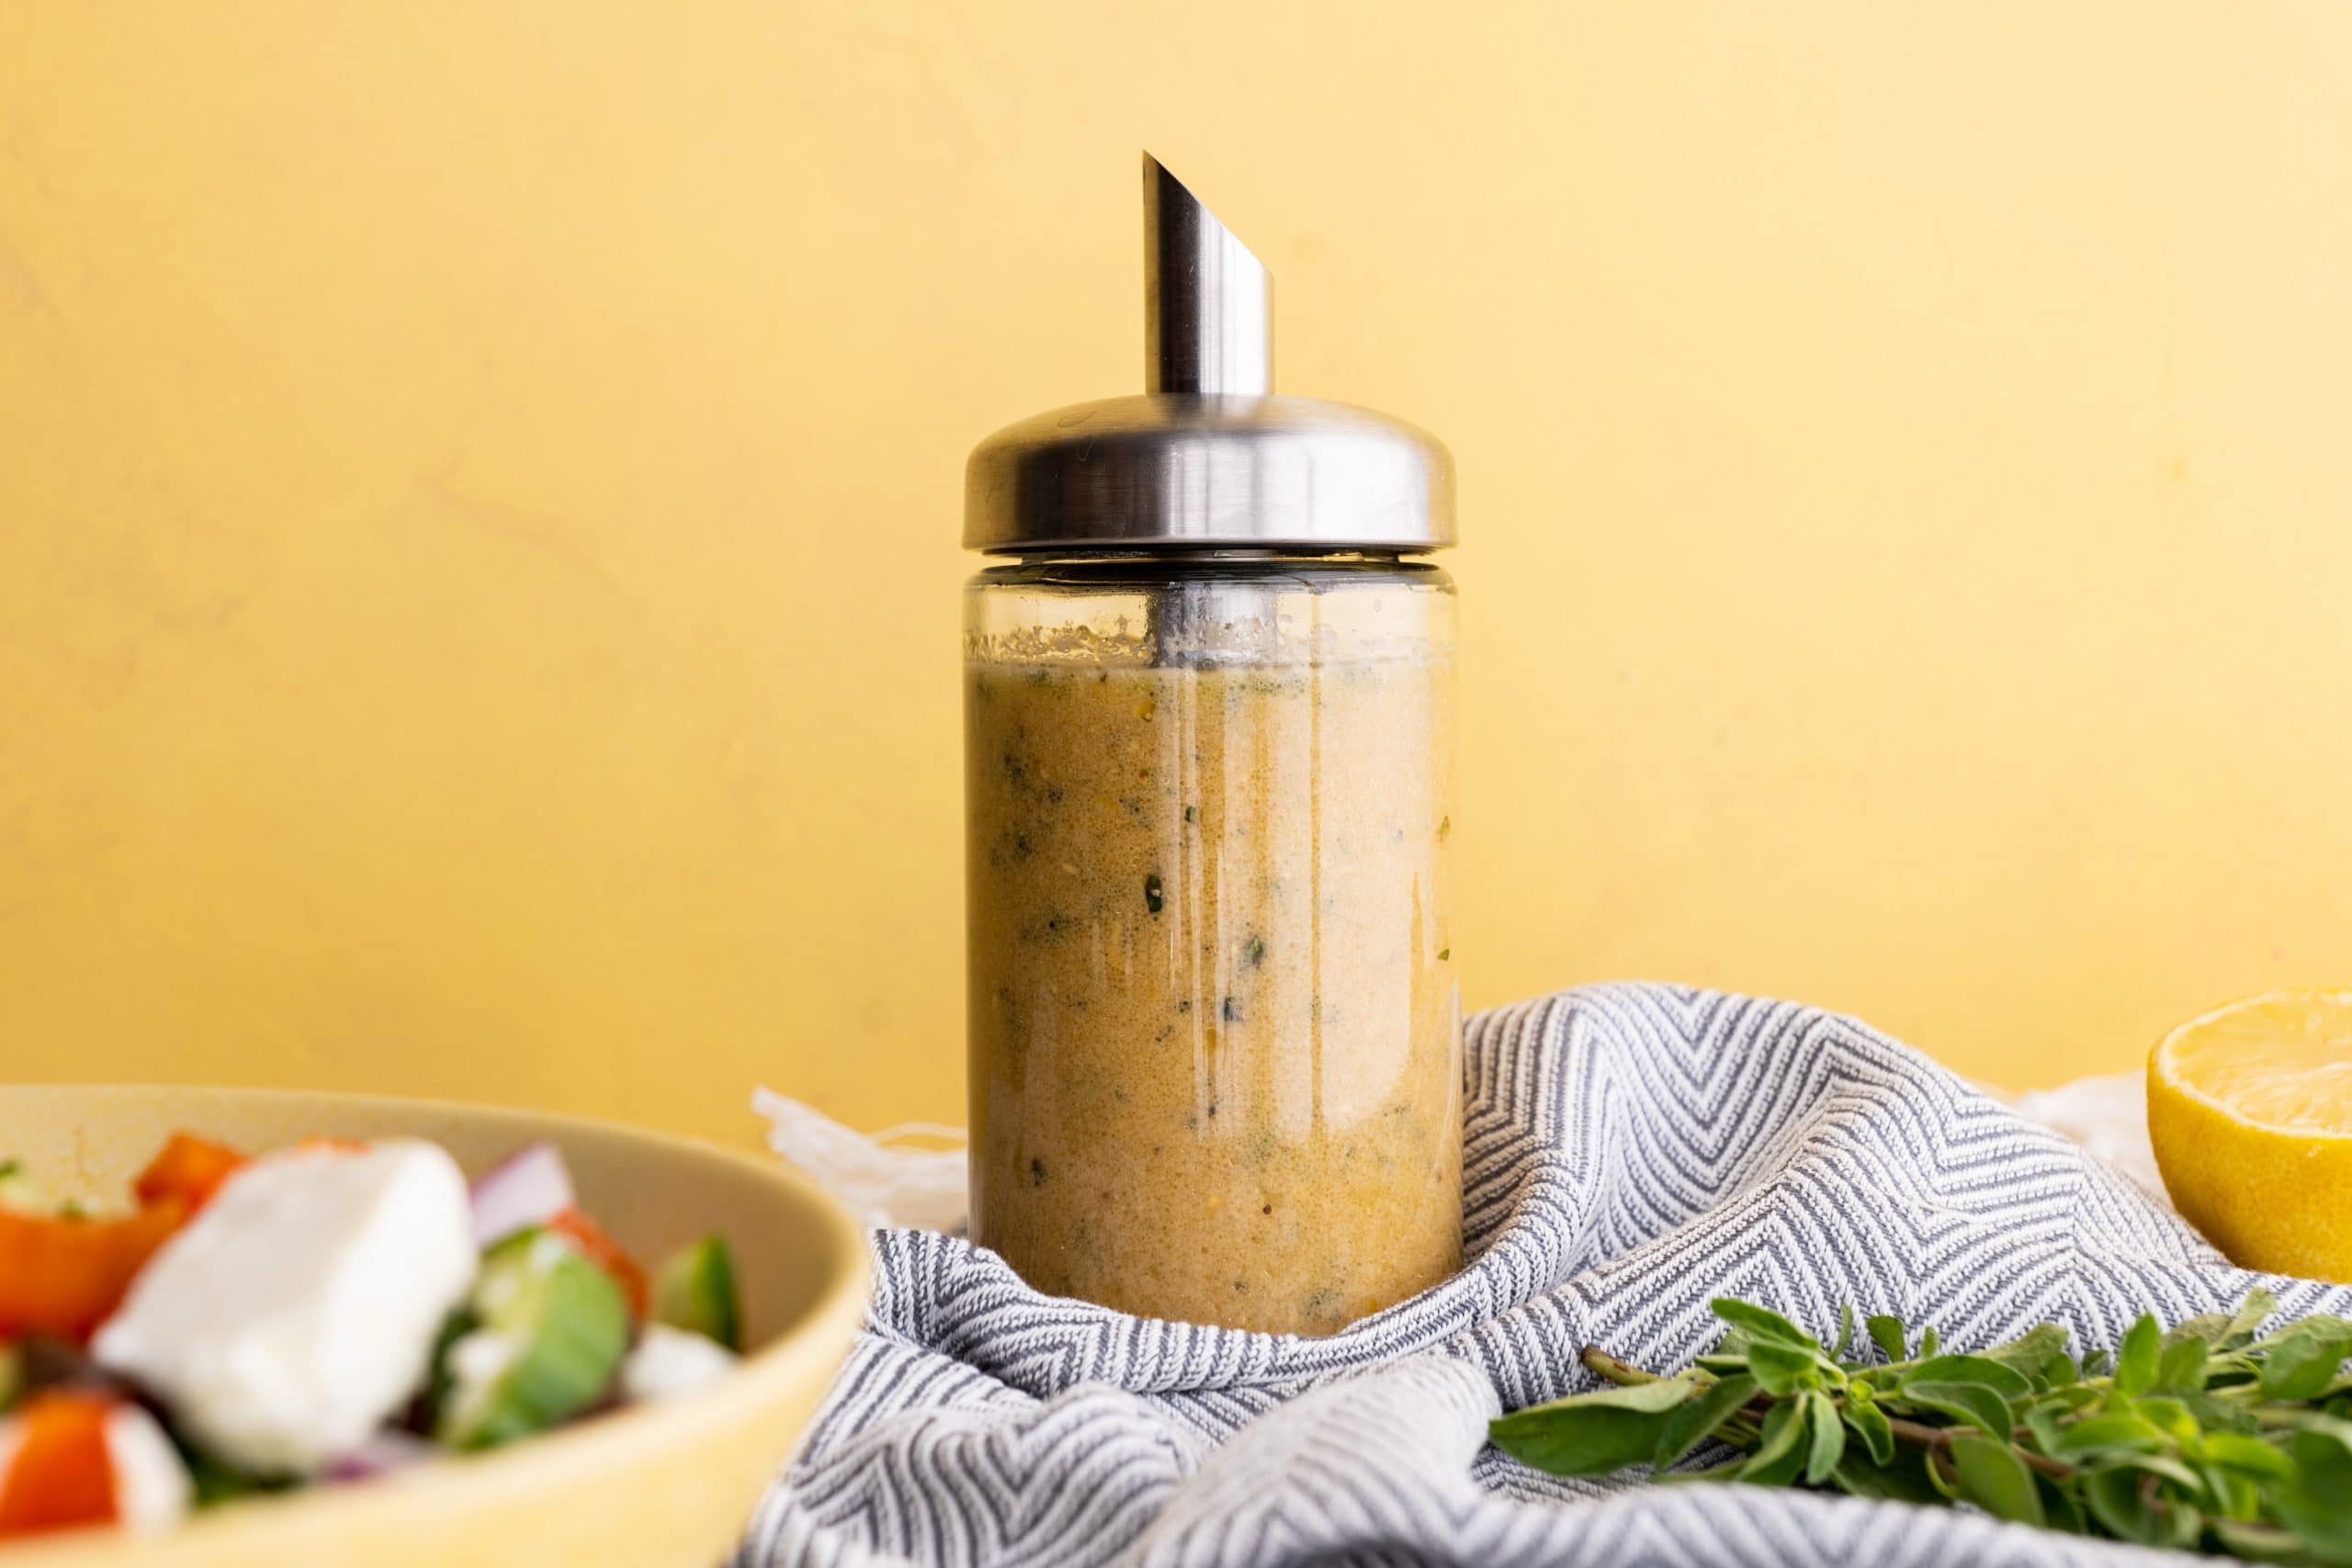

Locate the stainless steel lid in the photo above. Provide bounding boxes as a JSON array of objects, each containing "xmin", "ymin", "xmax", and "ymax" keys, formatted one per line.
[{"xmin": 963, "ymin": 154, "xmax": 1455, "ymax": 555}]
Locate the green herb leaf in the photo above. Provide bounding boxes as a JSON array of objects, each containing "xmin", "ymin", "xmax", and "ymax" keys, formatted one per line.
[
  {"xmin": 1832, "ymin": 1304, "xmax": 1856, "ymax": 1361},
  {"xmin": 1830, "ymin": 1449, "xmax": 1945, "ymax": 1506},
  {"xmin": 2107, "ymin": 1450, "xmax": 2205, "ymax": 1492},
  {"xmin": 2037, "ymin": 1473, "xmax": 2088, "ymax": 1535},
  {"xmin": 2200, "ymin": 1459, "xmax": 2259, "ymax": 1521},
  {"xmin": 1904, "ymin": 1354, "xmax": 2033, "ymax": 1402},
  {"xmin": 1803, "ymin": 1390, "xmax": 1845, "ymax": 1484},
  {"xmin": 2112, "ymin": 1314, "xmax": 2162, "ymax": 1397},
  {"xmin": 2051, "ymin": 1411, "xmax": 2167, "ymax": 1456},
  {"xmin": 2211, "ymin": 1519, "xmax": 2313, "ymax": 1562},
  {"xmin": 1491, "ymin": 1404, "xmax": 1674, "ymax": 1477},
  {"xmin": 2287, "ymin": 1415, "xmax": 2352, "ymax": 1467},
  {"xmin": 2082, "ymin": 1465, "xmax": 2168, "ymax": 1546},
  {"xmin": 1652, "ymin": 1373, "xmax": 1758, "ymax": 1470},
  {"xmin": 1572, "ymin": 1373, "xmax": 1708, "ymax": 1414},
  {"xmin": 1489, "ymin": 1376, "xmax": 1702, "ymax": 1476},
  {"xmin": 2157, "ymin": 1336, "xmax": 2210, "ymax": 1393},
  {"xmin": 2259, "ymin": 1321, "xmax": 2352, "ymax": 1402},
  {"xmin": 1978, "ymin": 1324, "xmax": 2071, "ymax": 1381},
  {"xmin": 2132, "ymin": 1395, "xmax": 2197, "ymax": 1442},
  {"xmin": 2254, "ymin": 1311, "xmax": 2352, "ymax": 1352},
  {"xmin": 1900, "ymin": 1380, "xmax": 2015, "ymax": 1439},
  {"xmin": 2097, "ymin": 1457, "xmax": 2211, "ymax": 1551},
  {"xmin": 1653, "ymin": 1456, "xmax": 1748, "ymax": 1486},
  {"xmin": 2275, "ymin": 1424, "xmax": 2352, "ymax": 1558},
  {"xmin": 1710, "ymin": 1298, "xmax": 1817, "ymax": 1351},
  {"xmin": 1951, "ymin": 1431, "xmax": 2045, "ymax": 1528},
  {"xmin": 1739, "ymin": 1398, "xmax": 1809, "ymax": 1485},
  {"xmin": 2180, "ymin": 1386, "xmax": 2254, "ymax": 1437},
  {"xmin": 2200, "ymin": 1431, "xmax": 2293, "ymax": 1480},
  {"xmin": 2223, "ymin": 1289, "xmax": 2280, "ymax": 1348},
  {"xmin": 1746, "ymin": 1339, "xmax": 1820, "ymax": 1397},
  {"xmin": 2022, "ymin": 1402, "xmax": 2066, "ymax": 1454},
  {"xmin": 2166, "ymin": 1311, "xmax": 2233, "ymax": 1350},
  {"xmin": 1844, "ymin": 1395, "xmax": 1894, "ymax": 1465},
  {"xmin": 1866, "ymin": 1314, "xmax": 1907, "ymax": 1364}
]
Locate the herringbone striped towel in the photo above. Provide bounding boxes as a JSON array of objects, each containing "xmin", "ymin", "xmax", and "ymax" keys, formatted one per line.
[{"xmin": 740, "ymin": 984, "xmax": 2352, "ymax": 1566}]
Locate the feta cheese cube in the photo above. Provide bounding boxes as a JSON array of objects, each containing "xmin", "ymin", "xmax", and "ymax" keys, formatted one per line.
[
  {"xmin": 94, "ymin": 1140, "xmax": 476, "ymax": 1473},
  {"xmin": 618, "ymin": 1323, "xmax": 737, "ymax": 1404}
]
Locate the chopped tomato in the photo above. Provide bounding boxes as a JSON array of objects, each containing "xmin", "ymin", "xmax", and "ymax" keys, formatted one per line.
[
  {"xmin": 0, "ymin": 1392, "xmax": 116, "ymax": 1538},
  {"xmin": 0, "ymin": 1201, "xmax": 185, "ymax": 1343},
  {"xmin": 131, "ymin": 1134, "xmax": 246, "ymax": 1214},
  {"xmin": 546, "ymin": 1209, "xmax": 649, "ymax": 1316}
]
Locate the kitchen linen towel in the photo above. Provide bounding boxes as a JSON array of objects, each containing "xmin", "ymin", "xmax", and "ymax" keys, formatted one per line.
[{"xmin": 740, "ymin": 984, "xmax": 2352, "ymax": 1566}]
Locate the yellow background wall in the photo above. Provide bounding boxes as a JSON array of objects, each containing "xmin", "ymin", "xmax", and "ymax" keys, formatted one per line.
[{"xmin": 5, "ymin": 2, "xmax": 2349, "ymax": 1146}]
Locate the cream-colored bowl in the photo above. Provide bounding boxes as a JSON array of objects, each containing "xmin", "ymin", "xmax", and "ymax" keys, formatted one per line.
[{"xmin": 0, "ymin": 1087, "xmax": 869, "ymax": 1566}]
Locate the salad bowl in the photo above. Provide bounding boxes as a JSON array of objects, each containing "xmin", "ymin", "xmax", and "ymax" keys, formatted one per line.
[{"xmin": 0, "ymin": 1086, "xmax": 870, "ymax": 1566}]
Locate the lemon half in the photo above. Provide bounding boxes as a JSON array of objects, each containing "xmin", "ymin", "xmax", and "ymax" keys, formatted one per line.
[{"xmin": 2148, "ymin": 990, "xmax": 2352, "ymax": 1282}]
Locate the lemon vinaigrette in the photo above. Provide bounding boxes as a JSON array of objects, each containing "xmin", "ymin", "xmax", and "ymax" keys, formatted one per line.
[{"xmin": 964, "ymin": 594, "xmax": 1460, "ymax": 1333}]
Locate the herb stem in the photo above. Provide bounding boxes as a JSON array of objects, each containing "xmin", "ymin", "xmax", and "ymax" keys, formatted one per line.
[
  {"xmin": 1882, "ymin": 1415, "xmax": 2075, "ymax": 1479},
  {"xmin": 1579, "ymin": 1346, "xmax": 1664, "ymax": 1386},
  {"xmin": 1723, "ymin": 1393, "xmax": 2078, "ymax": 1483}
]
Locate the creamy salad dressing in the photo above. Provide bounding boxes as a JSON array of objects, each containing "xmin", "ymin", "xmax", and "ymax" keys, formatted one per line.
[{"xmin": 966, "ymin": 649, "xmax": 1460, "ymax": 1335}]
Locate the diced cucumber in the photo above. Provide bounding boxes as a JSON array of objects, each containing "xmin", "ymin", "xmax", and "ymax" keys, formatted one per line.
[
  {"xmin": 651, "ymin": 1235, "xmax": 742, "ymax": 1352},
  {"xmin": 434, "ymin": 1228, "xmax": 628, "ymax": 1451},
  {"xmin": 176, "ymin": 1443, "xmax": 296, "ymax": 1507}
]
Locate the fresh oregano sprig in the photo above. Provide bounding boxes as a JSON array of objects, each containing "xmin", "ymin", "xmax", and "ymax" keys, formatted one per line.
[{"xmin": 1488, "ymin": 1291, "xmax": 2352, "ymax": 1561}]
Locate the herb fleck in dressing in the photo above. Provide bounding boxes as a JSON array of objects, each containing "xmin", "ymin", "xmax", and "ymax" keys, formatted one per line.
[{"xmin": 966, "ymin": 654, "xmax": 1460, "ymax": 1335}]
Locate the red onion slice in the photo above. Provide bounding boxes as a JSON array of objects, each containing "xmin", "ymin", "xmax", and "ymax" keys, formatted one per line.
[
  {"xmin": 324, "ymin": 1428, "xmax": 436, "ymax": 1483},
  {"xmin": 469, "ymin": 1141, "xmax": 576, "ymax": 1248}
]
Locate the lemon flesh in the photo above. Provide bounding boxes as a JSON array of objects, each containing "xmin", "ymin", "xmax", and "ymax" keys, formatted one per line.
[{"xmin": 2148, "ymin": 990, "xmax": 2352, "ymax": 1282}]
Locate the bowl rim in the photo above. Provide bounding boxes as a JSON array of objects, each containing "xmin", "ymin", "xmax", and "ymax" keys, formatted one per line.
[{"xmin": 0, "ymin": 1084, "xmax": 874, "ymax": 1562}]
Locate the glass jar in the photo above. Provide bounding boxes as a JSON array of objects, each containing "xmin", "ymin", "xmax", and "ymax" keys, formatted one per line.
[
  {"xmin": 963, "ymin": 556, "xmax": 1460, "ymax": 1334},
  {"xmin": 961, "ymin": 154, "xmax": 1461, "ymax": 1334}
]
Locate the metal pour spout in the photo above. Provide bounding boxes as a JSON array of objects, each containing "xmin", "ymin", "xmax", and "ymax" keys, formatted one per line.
[
  {"xmin": 1144, "ymin": 153, "xmax": 1271, "ymax": 396},
  {"xmin": 962, "ymin": 153, "xmax": 1452, "ymax": 554}
]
